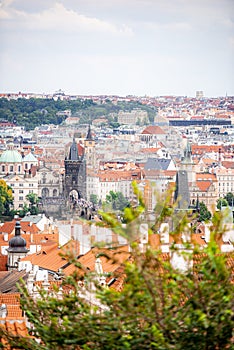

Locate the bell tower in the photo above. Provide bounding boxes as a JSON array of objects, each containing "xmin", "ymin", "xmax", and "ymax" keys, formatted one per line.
[
  {"xmin": 7, "ymin": 221, "xmax": 29, "ymax": 271},
  {"xmin": 84, "ymin": 125, "xmax": 96, "ymax": 170}
]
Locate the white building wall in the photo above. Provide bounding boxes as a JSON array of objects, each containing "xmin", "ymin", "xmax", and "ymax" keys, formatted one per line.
[{"xmin": 7, "ymin": 174, "xmax": 39, "ymax": 209}]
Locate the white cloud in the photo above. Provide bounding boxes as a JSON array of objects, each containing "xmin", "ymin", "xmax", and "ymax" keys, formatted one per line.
[
  {"xmin": 146, "ymin": 21, "xmax": 191, "ymax": 31},
  {"xmin": 0, "ymin": 2, "xmax": 134, "ymax": 37}
]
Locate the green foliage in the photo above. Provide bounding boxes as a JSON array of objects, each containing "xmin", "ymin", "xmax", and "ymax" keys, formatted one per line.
[
  {"xmin": 0, "ymin": 179, "xmax": 13, "ymax": 215},
  {"xmin": 0, "ymin": 97, "xmax": 94, "ymax": 130},
  {"xmin": 217, "ymin": 198, "xmax": 228, "ymax": 210},
  {"xmin": 89, "ymin": 194, "xmax": 98, "ymax": 205},
  {"xmin": 26, "ymin": 192, "xmax": 39, "ymax": 205},
  {"xmin": 104, "ymin": 190, "xmax": 130, "ymax": 212},
  {"xmin": 198, "ymin": 202, "xmax": 211, "ymax": 222},
  {"xmin": 1, "ymin": 186, "xmax": 234, "ymax": 349},
  {"xmin": 224, "ymin": 192, "xmax": 234, "ymax": 207},
  {"xmin": 0, "ymin": 98, "xmax": 157, "ymax": 130}
]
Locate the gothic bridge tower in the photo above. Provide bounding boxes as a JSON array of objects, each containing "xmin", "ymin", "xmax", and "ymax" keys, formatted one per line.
[{"xmin": 64, "ymin": 138, "xmax": 86, "ymax": 201}]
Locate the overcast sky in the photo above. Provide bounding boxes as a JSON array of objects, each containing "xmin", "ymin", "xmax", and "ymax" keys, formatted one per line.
[{"xmin": 0, "ymin": 0, "xmax": 233, "ymax": 97}]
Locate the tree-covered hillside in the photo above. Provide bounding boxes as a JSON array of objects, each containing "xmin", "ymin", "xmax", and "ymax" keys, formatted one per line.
[{"xmin": 0, "ymin": 98, "xmax": 157, "ymax": 130}]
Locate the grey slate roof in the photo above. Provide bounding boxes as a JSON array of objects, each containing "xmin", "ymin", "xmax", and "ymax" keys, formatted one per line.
[
  {"xmin": 69, "ymin": 138, "xmax": 79, "ymax": 161},
  {"xmin": 0, "ymin": 270, "xmax": 27, "ymax": 293},
  {"xmin": 21, "ymin": 215, "xmax": 43, "ymax": 224},
  {"xmin": 144, "ymin": 158, "xmax": 171, "ymax": 171}
]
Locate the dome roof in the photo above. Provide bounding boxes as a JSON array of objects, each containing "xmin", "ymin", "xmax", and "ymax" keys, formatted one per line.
[
  {"xmin": 7, "ymin": 221, "xmax": 28, "ymax": 253},
  {"xmin": 0, "ymin": 149, "xmax": 22, "ymax": 163}
]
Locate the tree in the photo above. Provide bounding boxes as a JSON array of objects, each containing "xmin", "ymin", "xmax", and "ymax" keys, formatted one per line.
[
  {"xmin": 217, "ymin": 198, "xmax": 228, "ymax": 210},
  {"xmin": 25, "ymin": 193, "xmax": 39, "ymax": 215},
  {"xmin": 26, "ymin": 192, "xmax": 39, "ymax": 206},
  {"xmin": 224, "ymin": 192, "xmax": 234, "ymax": 207},
  {"xmin": 0, "ymin": 179, "xmax": 13, "ymax": 216},
  {"xmin": 104, "ymin": 191, "xmax": 130, "ymax": 212},
  {"xmin": 1, "ymin": 186, "xmax": 234, "ymax": 349},
  {"xmin": 90, "ymin": 194, "xmax": 98, "ymax": 206},
  {"xmin": 198, "ymin": 202, "xmax": 211, "ymax": 222}
]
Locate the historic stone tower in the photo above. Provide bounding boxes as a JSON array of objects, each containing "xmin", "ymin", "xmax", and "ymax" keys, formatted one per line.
[
  {"xmin": 84, "ymin": 124, "xmax": 96, "ymax": 170},
  {"xmin": 7, "ymin": 221, "xmax": 29, "ymax": 271},
  {"xmin": 180, "ymin": 141, "xmax": 195, "ymax": 185},
  {"xmin": 63, "ymin": 138, "xmax": 86, "ymax": 201}
]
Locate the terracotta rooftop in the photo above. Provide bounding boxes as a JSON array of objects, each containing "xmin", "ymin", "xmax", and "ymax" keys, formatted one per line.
[
  {"xmin": 0, "ymin": 220, "xmax": 40, "ymax": 235},
  {"xmin": 222, "ymin": 161, "xmax": 234, "ymax": 169},
  {"xmin": 141, "ymin": 125, "xmax": 166, "ymax": 135},
  {"xmin": 192, "ymin": 145, "xmax": 224, "ymax": 154},
  {"xmin": 0, "ymin": 318, "xmax": 30, "ymax": 348},
  {"xmin": 196, "ymin": 181, "xmax": 213, "ymax": 192},
  {"xmin": 21, "ymin": 240, "xmax": 80, "ymax": 273},
  {"xmin": 63, "ymin": 245, "xmax": 130, "ymax": 277},
  {"xmin": 196, "ymin": 173, "xmax": 217, "ymax": 181},
  {"xmin": 139, "ymin": 147, "xmax": 161, "ymax": 154}
]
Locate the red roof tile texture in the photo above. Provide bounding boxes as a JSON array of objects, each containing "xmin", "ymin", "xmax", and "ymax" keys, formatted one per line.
[
  {"xmin": 21, "ymin": 240, "xmax": 80, "ymax": 273},
  {"xmin": 63, "ymin": 245, "xmax": 130, "ymax": 277},
  {"xmin": 141, "ymin": 125, "xmax": 166, "ymax": 135}
]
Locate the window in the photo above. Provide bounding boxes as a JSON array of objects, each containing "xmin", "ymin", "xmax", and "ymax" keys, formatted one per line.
[
  {"xmin": 19, "ymin": 190, "xmax": 24, "ymax": 194},
  {"xmin": 25, "ymin": 163, "xmax": 28, "ymax": 169},
  {"xmin": 29, "ymin": 184, "xmax": 33, "ymax": 187},
  {"xmin": 19, "ymin": 204, "xmax": 23, "ymax": 208},
  {"xmin": 19, "ymin": 196, "xmax": 23, "ymax": 200},
  {"xmin": 19, "ymin": 184, "xmax": 23, "ymax": 187},
  {"xmin": 10, "ymin": 165, "xmax": 13, "ymax": 172},
  {"xmin": 2, "ymin": 165, "xmax": 5, "ymax": 172},
  {"xmin": 18, "ymin": 166, "xmax": 21, "ymax": 172}
]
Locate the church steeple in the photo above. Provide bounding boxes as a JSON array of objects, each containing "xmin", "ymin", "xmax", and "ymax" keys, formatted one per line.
[
  {"xmin": 180, "ymin": 140, "xmax": 195, "ymax": 184},
  {"xmin": 86, "ymin": 124, "xmax": 93, "ymax": 141}
]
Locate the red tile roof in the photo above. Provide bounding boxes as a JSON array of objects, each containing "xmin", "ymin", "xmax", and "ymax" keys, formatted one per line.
[
  {"xmin": 141, "ymin": 125, "xmax": 166, "ymax": 135},
  {"xmin": 196, "ymin": 181, "xmax": 213, "ymax": 192},
  {"xmin": 222, "ymin": 161, "xmax": 234, "ymax": 169},
  {"xmin": 21, "ymin": 240, "xmax": 80, "ymax": 273},
  {"xmin": 63, "ymin": 245, "xmax": 130, "ymax": 277},
  {"xmin": 0, "ymin": 220, "xmax": 40, "ymax": 235}
]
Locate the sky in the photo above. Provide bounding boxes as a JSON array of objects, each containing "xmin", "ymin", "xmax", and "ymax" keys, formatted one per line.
[{"xmin": 0, "ymin": 0, "xmax": 233, "ymax": 97}]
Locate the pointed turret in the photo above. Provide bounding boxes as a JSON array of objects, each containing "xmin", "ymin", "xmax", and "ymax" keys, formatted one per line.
[
  {"xmin": 69, "ymin": 138, "xmax": 79, "ymax": 161},
  {"xmin": 86, "ymin": 124, "xmax": 93, "ymax": 141}
]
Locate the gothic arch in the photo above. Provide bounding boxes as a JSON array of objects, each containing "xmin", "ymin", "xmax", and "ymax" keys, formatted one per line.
[{"xmin": 42, "ymin": 188, "xmax": 49, "ymax": 198}]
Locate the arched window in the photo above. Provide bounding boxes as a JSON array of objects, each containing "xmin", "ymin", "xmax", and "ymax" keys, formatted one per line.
[
  {"xmin": 53, "ymin": 189, "xmax": 58, "ymax": 197},
  {"xmin": 42, "ymin": 188, "xmax": 49, "ymax": 198}
]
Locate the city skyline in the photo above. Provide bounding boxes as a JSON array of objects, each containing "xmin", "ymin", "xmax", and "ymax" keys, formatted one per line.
[{"xmin": 0, "ymin": 0, "xmax": 233, "ymax": 97}]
